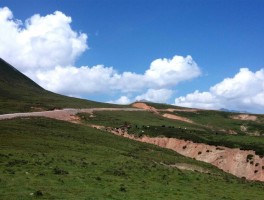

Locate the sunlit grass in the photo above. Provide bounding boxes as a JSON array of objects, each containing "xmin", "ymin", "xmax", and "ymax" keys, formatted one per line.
[{"xmin": 0, "ymin": 118, "xmax": 263, "ymax": 199}]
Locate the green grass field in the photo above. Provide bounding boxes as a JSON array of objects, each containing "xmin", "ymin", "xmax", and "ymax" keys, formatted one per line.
[{"xmin": 0, "ymin": 118, "xmax": 264, "ymax": 199}]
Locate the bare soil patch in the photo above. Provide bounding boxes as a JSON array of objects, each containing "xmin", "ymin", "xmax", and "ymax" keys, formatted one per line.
[
  {"xmin": 162, "ymin": 113, "xmax": 194, "ymax": 124},
  {"xmin": 166, "ymin": 163, "xmax": 210, "ymax": 173},
  {"xmin": 231, "ymin": 114, "xmax": 257, "ymax": 121}
]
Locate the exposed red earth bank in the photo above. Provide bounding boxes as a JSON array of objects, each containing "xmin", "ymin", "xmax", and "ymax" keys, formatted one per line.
[{"xmin": 106, "ymin": 127, "xmax": 264, "ymax": 182}]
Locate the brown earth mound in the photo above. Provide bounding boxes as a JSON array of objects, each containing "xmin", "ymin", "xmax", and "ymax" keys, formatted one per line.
[{"xmin": 132, "ymin": 102, "xmax": 158, "ymax": 113}]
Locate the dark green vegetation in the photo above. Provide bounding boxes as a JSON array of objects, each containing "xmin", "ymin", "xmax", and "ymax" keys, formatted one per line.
[
  {"xmin": 79, "ymin": 111, "xmax": 264, "ymax": 156},
  {"xmin": 1, "ymin": 118, "xmax": 264, "ymax": 199},
  {"xmin": 0, "ymin": 58, "xmax": 127, "ymax": 114}
]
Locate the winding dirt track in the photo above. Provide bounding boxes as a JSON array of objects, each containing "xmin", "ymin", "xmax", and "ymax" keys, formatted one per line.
[{"xmin": 0, "ymin": 108, "xmax": 144, "ymax": 122}]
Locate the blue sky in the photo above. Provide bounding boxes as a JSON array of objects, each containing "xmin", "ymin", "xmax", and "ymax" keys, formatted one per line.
[{"xmin": 1, "ymin": 0, "xmax": 264, "ymax": 113}]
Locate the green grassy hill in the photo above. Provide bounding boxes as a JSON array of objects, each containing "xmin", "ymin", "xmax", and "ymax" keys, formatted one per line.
[
  {"xmin": 1, "ymin": 58, "xmax": 264, "ymax": 199},
  {"xmin": 0, "ymin": 58, "xmax": 125, "ymax": 114},
  {"xmin": 0, "ymin": 118, "xmax": 263, "ymax": 199}
]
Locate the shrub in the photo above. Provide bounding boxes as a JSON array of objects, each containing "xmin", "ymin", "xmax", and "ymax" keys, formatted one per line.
[
  {"xmin": 119, "ymin": 184, "xmax": 126, "ymax": 192},
  {"xmin": 53, "ymin": 167, "xmax": 69, "ymax": 175},
  {"xmin": 246, "ymin": 154, "xmax": 254, "ymax": 162},
  {"xmin": 35, "ymin": 190, "xmax": 43, "ymax": 197},
  {"xmin": 6, "ymin": 159, "xmax": 28, "ymax": 167}
]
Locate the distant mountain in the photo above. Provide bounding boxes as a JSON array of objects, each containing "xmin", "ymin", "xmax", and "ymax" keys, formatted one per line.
[
  {"xmin": 135, "ymin": 99, "xmax": 152, "ymax": 103},
  {"xmin": 219, "ymin": 108, "xmax": 249, "ymax": 114},
  {"xmin": 0, "ymin": 58, "xmax": 125, "ymax": 114}
]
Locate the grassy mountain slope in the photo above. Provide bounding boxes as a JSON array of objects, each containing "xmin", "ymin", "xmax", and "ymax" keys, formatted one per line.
[
  {"xmin": 1, "ymin": 58, "xmax": 264, "ymax": 199},
  {"xmin": 0, "ymin": 118, "xmax": 263, "ymax": 199},
  {"xmin": 0, "ymin": 58, "xmax": 125, "ymax": 114}
]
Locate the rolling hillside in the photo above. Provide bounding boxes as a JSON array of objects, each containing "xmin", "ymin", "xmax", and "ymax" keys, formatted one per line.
[
  {"xmin": 0, "ymin": 58, "xmax": 264, "ymax": 199},
  {"xmin": 0, "ymin": 58, "xmax": 125, "ymax": 114},
  {"xmin": 1, "ymin": 117, "xmax": 264, "ymax": 199}
]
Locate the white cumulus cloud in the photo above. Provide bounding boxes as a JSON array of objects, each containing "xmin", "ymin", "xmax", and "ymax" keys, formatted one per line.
[
  {"xmin": 0, "ymin": 7, "xmax": 201, "ymax": 104},
  {"xmin": 0, "ymin": 7, "xmax": 87, "ymax": 72},
  {"xmin": 135, "ymin": 89, "xmax": 173, "ymax": 103},
  {"xmin": 28, "ymin": 55, "xmax": 200, "ymax": 96},
  {"xmin": 145, "ymin": 55, "xmax": 201, "ymax": 87},
  {"xmin": 175, "ymin": 90, "xmax": 219, "ymax": 109},
  {"xmin": 108, "ymin": 96, "xmax": 132, "ymax": 105},
  {"xmin": 109, "ymin": 88, "xmax": 173, "ymax": 105},
  {"xmin": 174, "ymin": 68, "xmax": 264, "ymax": 113}
]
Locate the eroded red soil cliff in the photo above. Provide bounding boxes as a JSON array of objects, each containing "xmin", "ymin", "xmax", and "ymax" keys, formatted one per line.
[{"xmin": 107, "ymin": 127, "xmax": 264, "ymax": 181}]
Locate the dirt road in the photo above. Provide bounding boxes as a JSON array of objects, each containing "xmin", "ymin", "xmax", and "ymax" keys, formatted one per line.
[{"xmin": 0, "ymin": 108, "xmax": 144, "ymax": 122}]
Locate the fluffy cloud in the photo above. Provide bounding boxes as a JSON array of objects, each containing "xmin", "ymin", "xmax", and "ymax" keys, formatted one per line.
[
  {"xmin": 145, "ymin": 55, "xmax": 200, "ymax": 87},
  {"xmin": 175, "ymin": 90, "xmax": 219, "ymax": 109},
  {"xmin": 27, "ymin": 55, "xmax": 200, "ymax": 96},
  {"xmin": 0, "ymin": 7, "xmax": 87, "ymax": 71},
  {"xmin": 30, "ymin": 65, "xmax": 117, "ymax": 94},
  {"xmin": 109, "ymin": 88, "xmax": 173, "ymax": 105},
  {"xmin": 0, "ymin": 7, "xmax": 201, "ymax": 104},
  {"xmin": 135, "ymin": 89, "xmax": 173, "ymax": 103},
  {"xmin": 174, "ymin": 68, "xmax": 264, "ymax": 113},
  {"xmin": 108, "ymin": 96, "xmax": 132, "ymax": 105}
]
